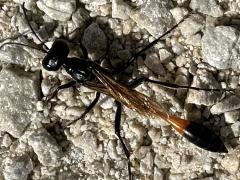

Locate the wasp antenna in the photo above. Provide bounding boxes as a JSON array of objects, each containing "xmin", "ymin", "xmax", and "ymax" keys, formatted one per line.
[
  {"xmin": 0, "ymin": 41, "xmax": 47, "ymax": 53},
  {"xmin": 21, "ymin": 2, "xmax": 49, "ymax": 51}
]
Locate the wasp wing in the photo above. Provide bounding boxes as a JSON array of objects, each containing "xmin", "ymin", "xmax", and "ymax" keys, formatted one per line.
[
  {"xmin": 92, "ymin": 69, "xmax": 169, "ymax": 120},
  {"xmin": 84, "ymin": 80, "xmax": 111, "ymax": 96},
  {"xmin": 89, "ymin": 69, "xmax": 191, "ymax": 136}
]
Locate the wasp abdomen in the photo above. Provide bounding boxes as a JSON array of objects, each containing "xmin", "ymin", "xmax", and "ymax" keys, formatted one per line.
[{"xmin": 183, "ymin": 122, "xmax": 228, "ymax": 153}]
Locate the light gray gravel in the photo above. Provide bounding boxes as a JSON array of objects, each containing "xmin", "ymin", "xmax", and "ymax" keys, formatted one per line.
[
  {"xmin": 0, "ymin": 0, "xmax": 240, "ymax": 180},
  {"xmin": 202, "ymin": 26, "xmax": 240, "ymax": 70},
  {"xmin": 0, "ymin": 67, "xmax": 39, "ymax": 138}
]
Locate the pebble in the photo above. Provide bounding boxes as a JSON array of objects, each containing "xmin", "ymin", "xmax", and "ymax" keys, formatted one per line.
[
  {"xmin": 0, "ymin": 67, "xmax": 39, "ymax": 137},
  {"xmin": 71, "ymin": 7, "xmax": 90, "ymax": 28},
  {"xmin": 186, "ymin": 71, "xmax": 222, "ymax": 106},
  {"xmin": 112, "ymin": 0, "xmax": 130, "ymax": 20},
  {"xmin": 82, "ymin": 22, "xmax": 107, "ymax": 60},
  {"xmin": 169, "ymin": 173, "xmax": 184, "ymax": 180},
  {"xmin": 65, "ymin": 106, "xmax": 85, "ymax": 117},
  {"xmin": 140, "ymin": 151, "xmax": 154, "ymax": 175},
  {"xmin": 185, "ymin": 33, "xmax": 201, "ymax": 46},
  {"xmin": 172, "ymin": 41, "xmax": 185, "ymax": 55},
  {"xmin": 175, "ymin": 55, "xmax": 188, "ymax": 67},
  {"xmin": 221, "ymin": 153, "xmax": 240, "ymax": 173},
  {"xmin": 100, "ymin": 97, "xmax": 114, "ymax": 109},
  {"xmin": 170, "ymin": 7, "xmax": 189, "ymax": 23},
  {"xmin": 107, "ymin": 140, "xmax": 118, "ymax": 160},
  {"xmin": 230, "ymin": 121, "xmax": 240, "ymax": 137},
  {"xmin": 134, "ymin": 146, "xmax": 150, "ymax": 159},
  {"xmin": 224, "ymin": 110, "xmax": 240, "ymax": 124},
  {"xmin": 154, "ymin": 167, "xmax": 164, "ymax": 180},
  {"xmin": 210, "ymin": 95, "xmax": 240, "ymax": 114},
  {"xmin": 179, "ymin": 14, "xmax": 204, "ymax": 37},
  {"xmin": 128, "ymin": 0, "xmax": 174, "ymax": 37},
  {"xmin": 129, "ymin": 122, "xmax": 146, "ymax": 142},
  {"xmin": 3, "ymin": 155, "xmax": 33, "ymax": 180},
  {"xmin": 68, "ymin": 130, "xmax": 98, "ymax": 163},
  {"xmin": 144, "ymin": 53, "xmax": 166, "ymax": 75},
  {"xmin": 37, "ymin": 0, "xmax": 76, "ymax": 21},
  {"xmin": 190, "ymin": 0, "xmax": 223, "ymax": 17},
  {"xmin": 202, "ymin": 26, "xmax": 240, "ymax": 70},
  {"xmin": 148, "ymin": 127, "xmax": 161, "ymax": 144},
  {"xmin": 159, "ymin": 48, "xmax": 173, "ymax": 62},
  {"xmin": 28, "ymin": 128, "xmax": 62, "ymax": 166},
  {"xmin": 2, "ymin": 133, "xmax": 12, "ymax": 147},
  {"xmin": 80, "ymin": 0, "xmax": 108, "ymax": 6},
  {"xmin": 0, "ymin": 39, "xmax": 39, "ymax": 66},
  {"xmin": 171, "ymin": 153, "xmax": 181, "ymax": 169}
]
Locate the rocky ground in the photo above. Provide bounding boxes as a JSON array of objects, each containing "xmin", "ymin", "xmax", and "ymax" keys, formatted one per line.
[{"xmin": 0, "ymin": 0, "xmax": 240, "ymax": 180}]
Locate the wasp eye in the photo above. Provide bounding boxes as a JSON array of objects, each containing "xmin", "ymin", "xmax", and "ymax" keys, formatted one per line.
[{"xmin": 46, "ymin": 57, "xmax": 60, "ymax": 70}]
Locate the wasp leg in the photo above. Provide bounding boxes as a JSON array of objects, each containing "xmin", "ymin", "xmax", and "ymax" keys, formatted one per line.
[
  {"xmin": 67, "ymin": 92, "xmax": 101, "ymax": 127},
  {"xmin": 113, "ymin": 14, "xmax": 190, "ymax": 74},
  {"xmin": 115, "ymin": 101, "xmax": 132, "ymax": 180},
  {"xmin": 45, "ymin": 80, "xmax": 76, "ymax": 102}
]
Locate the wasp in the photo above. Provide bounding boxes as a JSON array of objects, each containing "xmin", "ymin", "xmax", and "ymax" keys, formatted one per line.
[{"xmin": 1, "ymin": 3, "xmax": 229, "ymax": 180}]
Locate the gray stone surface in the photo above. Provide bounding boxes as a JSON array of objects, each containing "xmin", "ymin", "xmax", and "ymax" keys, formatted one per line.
[
  {"xmin": 82, "ymin": 23, "xmax": 107, "ymax": 60},
  {"xmin": 72, "ymin": 7, "xmax": 90, "ymax": 28},
  {"xmin": 224, "ymin": 110, "xmax": 240, "ymax": 123},
  {"xmin": 28, "ymin": 128, "xmax": 62, "ymax": 166},
  {"xmin": 144, "ymin": 53, "xmax": 166, "ymax": 75},
  {"xmin": 128, "ymin": 0, "xmax": 174, "ymax": 37},
  {"xmin": 179, "ymin": 14, "xmax": 204, "ymax": 37},
  {"xmin": 79, "ymin": 0, "xmax": 107, "ymax": 5},
  {"xmin": 112, "ymin": 0, "xmax": 130, "ymax": 20},
  {"xmin": 221, "ymin": 153, "xmax": 240, "ymax": 173},
  {"xmin": 37, "ymin": 0, "xmax": 76, "ymax": 21},
  {"xmin": 0, "ymin": 67, "xmax": 39, "ymax": 137},
  {"xmin": 202, "ymin": 26, "xmax": 240, "ymax": 70},
  {"xmin": 186, "ymin": 70, "xmax": 222, "ymax": 106},
  {"xmin": 190, "ymin": 0, "xmax": 223, "ymax": 17},
  {"xmin": 211, "ymin": 95, "xmax": 240, "ymax": 114},
  {"xmin": 3, "ymin": 155, "xmax": 33, "ymax": 180}
]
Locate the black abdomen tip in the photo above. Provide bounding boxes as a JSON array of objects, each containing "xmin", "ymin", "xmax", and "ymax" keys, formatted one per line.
[{"xmin": 183, "ymin": 122, "xmax": 228, "ymax": 153}]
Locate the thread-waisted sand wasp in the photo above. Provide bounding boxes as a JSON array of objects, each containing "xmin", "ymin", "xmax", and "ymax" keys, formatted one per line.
[{"xmin": 0, "ymin": 3, "xmax": 231, "ymax": 180}]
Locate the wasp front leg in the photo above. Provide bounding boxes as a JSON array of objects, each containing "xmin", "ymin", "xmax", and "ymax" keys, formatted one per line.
[
  {"xmin": 67, "ymin": 92, "xmax": 101, "ymax": 127},
  {"xmin": 44, "ymin": 80, "xmax": 76, "ymax": 102}
]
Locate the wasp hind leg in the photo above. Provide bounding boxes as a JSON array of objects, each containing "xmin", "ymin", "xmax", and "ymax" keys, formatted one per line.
[
  {"xmin": 115, "ymin": 101, "xmax": 133, "ymax": 180},
  {"xmin": 128, "ymin": 77, "xmax": 232, "ymax": 92}
]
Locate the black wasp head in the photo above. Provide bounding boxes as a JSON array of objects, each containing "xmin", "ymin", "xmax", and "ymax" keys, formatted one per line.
[{"xmin": 42, "ymin": 39, "xmax": 69, "ymax": 71}]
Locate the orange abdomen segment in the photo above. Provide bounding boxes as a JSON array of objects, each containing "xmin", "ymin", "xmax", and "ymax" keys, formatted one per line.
[
  {"xmin": 167, "ymin": 115, "xmax": 228, "ymax": 153},
  {"xmin": 166, "ymin": 115, "xmax": 191, "ymax": 135}
]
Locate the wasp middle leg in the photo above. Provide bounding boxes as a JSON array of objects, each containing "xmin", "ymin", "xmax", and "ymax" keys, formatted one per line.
[
  {"xmin": 115, "ymin": 101, "xmax": 133, "ymax": 180},
  {"xmin": 128, "ymin": 77, "xmax": 230, "ymax": 92}
]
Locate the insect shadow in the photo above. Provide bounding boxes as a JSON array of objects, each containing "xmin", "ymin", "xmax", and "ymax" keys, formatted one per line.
[{"xmin": 0, "ymin": 3, "xmax": 234, "ymax": 180}]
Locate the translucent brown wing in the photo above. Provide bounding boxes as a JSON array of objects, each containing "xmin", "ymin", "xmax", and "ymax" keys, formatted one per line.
[{"xmin": 91, "ymin": 69, "xmax": 190, "ymax": 134}]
